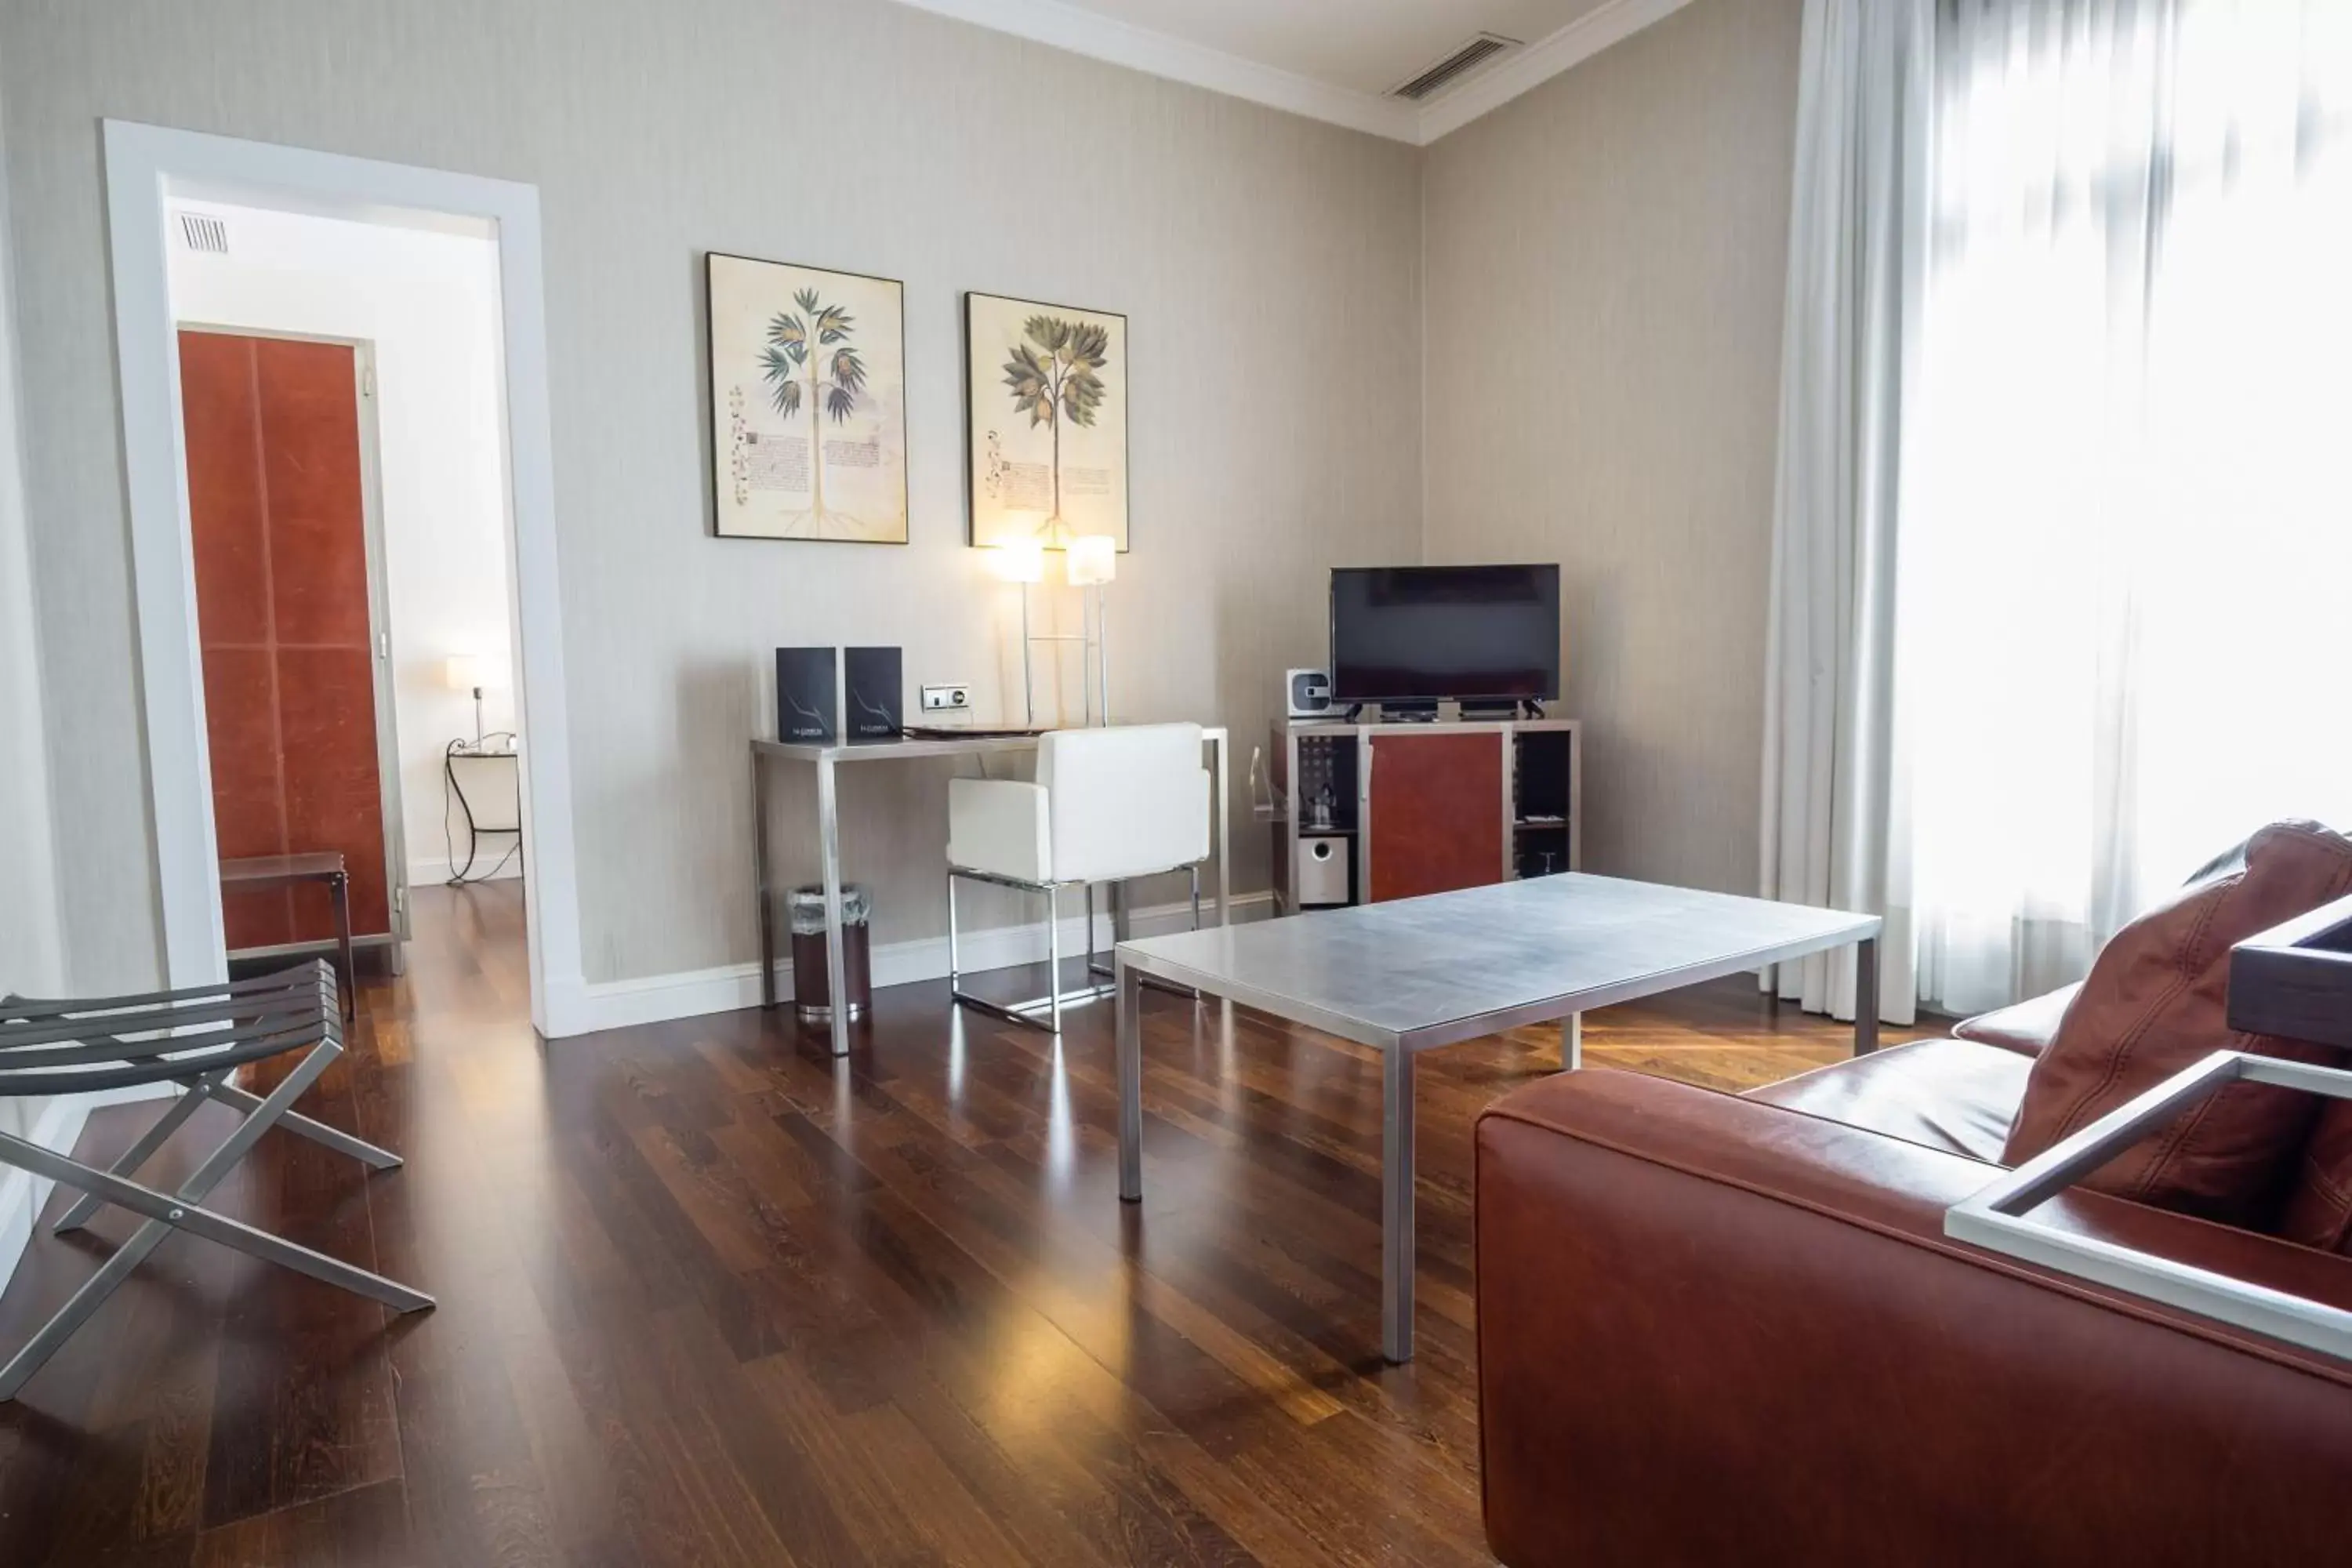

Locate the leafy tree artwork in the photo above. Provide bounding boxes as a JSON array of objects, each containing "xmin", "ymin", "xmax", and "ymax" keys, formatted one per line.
[
  {"xmin": 707, "ymin": 253, "xmax": 906, "ymax": 543},
  {"xmin": 1001, "ymin": 315, "xmax": 1109, "ymax": 533},
  {"xmin": 760, "ymin": 288, "xmax": 869, "ymax": 531},
  {"xmin": 964, "ymin": 292, "xmax": 1127, "ymax": 551}
]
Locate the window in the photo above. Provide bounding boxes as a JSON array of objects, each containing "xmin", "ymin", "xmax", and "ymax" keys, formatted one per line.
[{"xmin": 1901, "ymin": 0, "xmax": 2352, "ymax": 1012}]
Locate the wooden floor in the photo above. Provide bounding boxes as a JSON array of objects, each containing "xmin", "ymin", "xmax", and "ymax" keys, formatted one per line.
[{"xmin": 0, "ymin": 883, "xmax": 1935, "ymax": 1567}]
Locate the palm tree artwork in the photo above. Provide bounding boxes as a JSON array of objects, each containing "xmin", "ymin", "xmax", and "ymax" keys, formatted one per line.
[
  {"xmin": 1000, "ymin": 315, "xmax": 1109, "ymax": 539},
  {"xmin": 760, "ymin": 288, "xmax": 869, "ymax": 535}
]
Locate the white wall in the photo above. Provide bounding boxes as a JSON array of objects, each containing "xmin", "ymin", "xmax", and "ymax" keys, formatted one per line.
[
  {"xmin": 0, "ymin": 44, "xmax": 85, "ymax": 1285},
  {"xmin": 1422, "ymin": 0, "xmax": 1803, "ymax": 895},
  {"xmin": 168, "ymin": 201, "xmax": 520, "ymax": 891},
  {"xmin": 1, "ymin": 0, "xmax": 1425, "ymax": 998}
]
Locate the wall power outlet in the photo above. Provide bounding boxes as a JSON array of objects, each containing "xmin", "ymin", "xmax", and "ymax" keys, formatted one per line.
[{"xmin": 920, "ymin": 684, "xmax": 971, "ymax": 713}]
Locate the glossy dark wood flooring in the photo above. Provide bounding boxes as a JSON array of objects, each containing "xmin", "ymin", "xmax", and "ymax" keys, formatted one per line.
[{"xmin": 0, "ymin": 884, "xmax": 1936, "ymax": 1566}]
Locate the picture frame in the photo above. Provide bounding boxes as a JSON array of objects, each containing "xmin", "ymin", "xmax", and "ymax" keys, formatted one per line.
[
  {"xmin": 964, "ymin": 291, "xmax": 1130, "ymax": 552},
  {"xmin": 706, "ymin": 252, "xmax": 909, "ymax": 543}
]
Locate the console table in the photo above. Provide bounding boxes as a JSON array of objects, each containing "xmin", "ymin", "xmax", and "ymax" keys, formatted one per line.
[
  {"xmin": 220, "ymin": 853, "xmax": 356, "ymax": 1019},
  {"xmin": 753, "ymin": 728, "xmax": 1231, "ymax": 1058}
]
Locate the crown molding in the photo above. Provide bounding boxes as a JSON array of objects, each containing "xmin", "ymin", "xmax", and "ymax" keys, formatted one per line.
[
  {"xmin": 1417, "ymin": 0, "xmax": 1696, "ymax": 142},
  {"xmin": 887, "ymin": 0, "xmax": 1693, "ymax": 147},
  {"xmin": 888, "ymin": 0, "xmax": 1421, "ymax": 142}
]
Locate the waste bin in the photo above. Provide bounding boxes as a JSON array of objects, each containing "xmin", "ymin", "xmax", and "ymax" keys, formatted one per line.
[{"xmin": 789, "ymin": 884, "xmax": 873, "ymax": 1024}]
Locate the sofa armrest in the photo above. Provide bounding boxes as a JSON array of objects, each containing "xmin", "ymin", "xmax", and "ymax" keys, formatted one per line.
[
  {"xmin": 1951, "ymin": 981, "xmax": 2079, "ymax": 1055},
  {"xmin": 1475, "ymin": 1070, "xmax": 2352, "ymax": 1568}
]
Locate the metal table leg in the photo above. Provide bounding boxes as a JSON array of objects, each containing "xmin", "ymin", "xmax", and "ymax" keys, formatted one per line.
[
  {"xmin": 329, "ymin": 871, "xmax": 356, "ymax": 1021},
  {"xmin": 1211, "ymin": 731, "xmax": 1231, "ymax": 927},
  {"xmin": 1563, "ymin": 1013, "xmax": 1582, "ymax": 1072},
  {"xmin": 1116, "ymin": 956, "xmax": 1144, "ymax": 1202},
  {"xmin": 1382, "ymin": 1045, "xmax": 1417, "ymax": 1363},
  {"xmin": 753, "ymin": 749, "xmax": 777, "ymax": 1009},
  {"xmin": 818, "ymin": 753, "xmax": 850, "ymax": 1058},
  {"xmin": 1854, "ymin": 937, "xmax": 1880, "ymax": 1056}
]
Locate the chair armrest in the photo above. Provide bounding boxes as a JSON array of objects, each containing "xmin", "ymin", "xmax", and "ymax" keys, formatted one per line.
[
  {"xmin": 1475, "ymin": 1070, "xmax": 2352, "ymax": 1567},
  {"xmin": 948, "ymin": 778, "xmax": 1051, "ymax": 883}
]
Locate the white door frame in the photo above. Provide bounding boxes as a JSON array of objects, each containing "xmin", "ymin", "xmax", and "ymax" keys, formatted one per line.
[{"xmin": 103, "ymin": 120, "xmax": 588, "ymax": 1036}]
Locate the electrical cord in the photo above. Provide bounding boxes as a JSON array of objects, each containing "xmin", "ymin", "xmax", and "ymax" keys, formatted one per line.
[{"xmin": 444, "ymin": 735, "xmax": 522, "ymax": 886}]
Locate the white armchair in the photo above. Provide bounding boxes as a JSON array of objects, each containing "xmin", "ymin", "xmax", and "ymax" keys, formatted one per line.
[{"xmin": 947, "ymin": 723, "xmax": 1210, "ymax": 1033}]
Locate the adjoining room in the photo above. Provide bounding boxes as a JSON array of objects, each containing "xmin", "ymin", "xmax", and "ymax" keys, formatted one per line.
[
  {"xmin": 0, "ymin": 0, "xmax": 2347, "ymax": 1563},
  {"xmin": 169, "ymin": 194, "xmax": 529, "ymax": 1004}
]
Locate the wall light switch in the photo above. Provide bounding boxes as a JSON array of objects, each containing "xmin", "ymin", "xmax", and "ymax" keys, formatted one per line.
[{"xmin": 920, "ymin": 684, "xmax": 971, "ymax": 713}]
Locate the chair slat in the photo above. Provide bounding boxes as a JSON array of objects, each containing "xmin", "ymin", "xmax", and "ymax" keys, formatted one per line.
[
  {"xmin": 0, "ymin": 964, "xmax": 325, "ymax": 1021},
  {"xmin": 0, "ymin": 961, "xmax": 336, "ymax": 1097}
]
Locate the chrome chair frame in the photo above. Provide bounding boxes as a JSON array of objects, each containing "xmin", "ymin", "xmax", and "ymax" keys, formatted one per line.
[
  {"xmin": 946, "ymin": 862, "xmax": 1203, "ymax": 1035},
  {"xmin": 0, "ymin": 960, "xmax": 433, "ymax": 1400}
]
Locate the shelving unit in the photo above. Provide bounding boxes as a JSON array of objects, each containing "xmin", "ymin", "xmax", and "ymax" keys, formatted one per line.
[{"xmin": 1268, "ymin": 716, "xmax": 1580, "ymax": 915}]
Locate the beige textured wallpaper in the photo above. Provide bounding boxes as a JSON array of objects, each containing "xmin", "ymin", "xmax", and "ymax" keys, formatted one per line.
[
  {"xmin": 1421, "ymin": 0, "xmax": 1802, "ymax": 895},
  {"xmin": 0, "ymin": 0, "xmax": 1423, "ymax": 988}
]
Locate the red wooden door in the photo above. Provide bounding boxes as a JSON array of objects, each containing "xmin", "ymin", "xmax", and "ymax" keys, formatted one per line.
[
  {"xmin": 1367, "ymin": 731, "xmax": 1506, "ymax": 902},
  {"xmin": 181, "ymin": 330, "xmax": 392, "ymax": 950}
]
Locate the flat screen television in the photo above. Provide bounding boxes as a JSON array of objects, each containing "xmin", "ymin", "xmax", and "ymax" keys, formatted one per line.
[{"xmin": 1330, "ymin": 564, "xmax": 1561, "ymax": 706}]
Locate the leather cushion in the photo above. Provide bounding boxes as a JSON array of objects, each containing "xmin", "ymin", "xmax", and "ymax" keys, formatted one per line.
[
  {"xmin": 1952, "ymin": 982, "xmax": 2079, "ymax": 1057},
  {"xmin": 1745, "ymin": 1038, "xmax": 2030, "ymax": 1163},
  {"xmin": 2278, "ymin": 1102, "xmax": 2352, "ymax": 1253},
  {"xmin": 2003, "ymin": 820, "xmax": 2352, "ymax": 1227}
]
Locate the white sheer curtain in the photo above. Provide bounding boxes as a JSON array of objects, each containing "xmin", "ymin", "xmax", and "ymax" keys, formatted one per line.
[
  {"xmin": 1761, "ymin": 0, "xmax": 1936, "ymax": 1025},
  {"xmin": 1902, "ymin": 0, "xmax": 2352, "ymax": 1015}
]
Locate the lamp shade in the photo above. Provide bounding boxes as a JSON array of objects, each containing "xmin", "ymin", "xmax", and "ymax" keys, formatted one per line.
[
  {"xmin": 1066, "ymin": 535, "xmax": 1117, "ymax": 586},
  {"xmin": 444, "ymin": 652, "xmax": 510, "ymax": 691},
  {"xmin": 991, "ymin": 539, "xmax": 1047, "ymax": 584}
]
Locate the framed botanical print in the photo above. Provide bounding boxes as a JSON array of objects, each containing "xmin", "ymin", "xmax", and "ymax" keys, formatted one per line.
[
  {"xmin": 707, "ymin": 252, "xmax": 908, "ymax": 543},
  {"xmin": 964, "ymin": 292, "xmax": 1129, "ymax": 550}
]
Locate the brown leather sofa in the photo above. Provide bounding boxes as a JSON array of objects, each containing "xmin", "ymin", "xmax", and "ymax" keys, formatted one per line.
[{"xmin": 1475, "ymin": 989, "xmax": 2352, "ymax": 1566}]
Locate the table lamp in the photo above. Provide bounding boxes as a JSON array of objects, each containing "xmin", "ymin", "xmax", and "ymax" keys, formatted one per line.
[
  {"xmin": 443, "ymin": 652, "xmax": 510, "ymax": 747},
  {"xmin": 990, "ymin": 539, "xmax": 1046, "ymax": 583},
  {"xmin": 1065, "ymin": 535, "xmax": 1116, "ymax": 587}
]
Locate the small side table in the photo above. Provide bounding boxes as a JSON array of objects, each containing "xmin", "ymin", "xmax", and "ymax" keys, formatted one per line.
[
  {"xmin": 445, "ymin": 743, "xmax": 523, "ymax": 880},
  {"xmin": 220, "ymin": 852, "xmax": 356, "ymax": 1020}
]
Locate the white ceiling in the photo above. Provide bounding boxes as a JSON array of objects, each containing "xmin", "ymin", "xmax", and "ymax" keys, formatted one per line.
[
  {"xmin": 891, "ymin": 0, "xmax": 1695, "ymax": 144},
  {"xmin": 1055, "ymin": 0, "xmax": 1617, "ymax": 97}
]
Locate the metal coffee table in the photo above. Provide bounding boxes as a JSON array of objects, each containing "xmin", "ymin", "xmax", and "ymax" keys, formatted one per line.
[{"xmin": 1112, "ymin": 873, "xmax": 1882, "ymax": 1362}]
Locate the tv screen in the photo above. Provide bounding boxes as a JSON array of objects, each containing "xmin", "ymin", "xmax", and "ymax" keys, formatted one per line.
[{"xmin": 1330, "ymin": 564, "xmax": 1561, "ymax": 705}]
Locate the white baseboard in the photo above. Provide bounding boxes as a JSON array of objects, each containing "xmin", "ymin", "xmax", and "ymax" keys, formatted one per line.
[
  {"xmin": 0, "ymin": 1080, "xmax": 176, "ymax": 1294},
  {"xmin": 554, "ymin": 890, "xmax": 1274, "ymax": 1037}
]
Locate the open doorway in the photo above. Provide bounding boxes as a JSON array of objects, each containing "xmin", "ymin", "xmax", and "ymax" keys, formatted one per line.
[
  {"xmin": 103, "ymin": 122, "xmax": 586, "ymax": 1036},
  {"xmin": 167, "ymin": 201, "xmax": 521, "ymax": 993}
]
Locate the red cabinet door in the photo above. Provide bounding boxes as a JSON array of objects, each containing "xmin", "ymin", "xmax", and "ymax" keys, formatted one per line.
[
  {"xmin": 1367, "ymin": 730, "xmax": 1505, "ymax": 902},
  {"xmin": 182, "ymin": 329, "xmax": 392, "ymax": 950}
]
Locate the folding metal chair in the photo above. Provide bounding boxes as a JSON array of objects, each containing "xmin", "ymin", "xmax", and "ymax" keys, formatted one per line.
[{"xmin": 0, "ymin": 959, "xmax": 433, "ymax": 1400}]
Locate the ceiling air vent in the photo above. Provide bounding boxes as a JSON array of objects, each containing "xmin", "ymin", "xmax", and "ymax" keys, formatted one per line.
[
  {"xmin": 177, "ymin": 212, "xmax": 228, "ymax": 254},
  {"xmin": 1389, "ymin": 32, "xmax": 1521, "ymax": 102}
]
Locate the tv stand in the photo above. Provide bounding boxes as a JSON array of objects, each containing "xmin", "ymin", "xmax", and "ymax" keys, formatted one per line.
[{"xmin": 1269, "ymin": 715, "xmax": 1581, "ymax": 914}]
